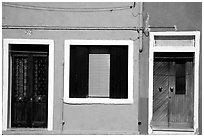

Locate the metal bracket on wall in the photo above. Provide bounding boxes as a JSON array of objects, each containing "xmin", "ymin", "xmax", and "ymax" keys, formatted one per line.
[
  {"xmin": 149, "ymin": 25, "xmax": 177, "ymax": 30},
  {"xmin": 142, "ymin": 25, "xmax": 177, "ymax": 37}
]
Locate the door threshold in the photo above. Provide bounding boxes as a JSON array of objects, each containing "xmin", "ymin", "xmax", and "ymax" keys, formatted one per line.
[
  {"xmin": 153, "ymin": 128, "xmax": 194, "ymax": 132},
  {"xmin": 3, "ymin": 128, "xmax": 53, "ymax": 135},
  {"xmin": 151, "ymin": 128, "xmax": 195, "ymax": 135},
  {"xmin": 152, "ymin": 128, "xmax": 194, "ymax": 132},
  {"xmin": 6, "ymin": 128, "xmax": 48, "ymax": 131},
  {"xmin": 151, "ymin": 131, "xmax": 195, "ymax": 135}
]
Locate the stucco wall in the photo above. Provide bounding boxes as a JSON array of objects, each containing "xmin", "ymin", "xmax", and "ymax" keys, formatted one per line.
[
  {"xmin": 2, "ymin": 2, "xmax": 141, "ymax": 134},
  {"xmin": 2, "ymin": 2, "xmax": 138, "ymax": 27}
]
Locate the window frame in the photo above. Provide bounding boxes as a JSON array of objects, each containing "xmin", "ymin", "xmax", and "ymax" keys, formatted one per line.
[{"xmin": 64, "ymin": 40, "xmax": 134, "ymax": 104}]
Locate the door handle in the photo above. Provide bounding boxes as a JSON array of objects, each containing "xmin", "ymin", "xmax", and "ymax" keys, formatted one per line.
[
  {"xmin": 17, "ymin": 96, "xmax": 24, "ymax": 102},
  {"xmin": 170, "ymin": 87, "xmax": 174, "ymax": 92},
  {"xmin": 158, "ymin": 87, "xmax": 162, "ymax": 92},
  {"xmin": 37, "ymin": 96, "xmax": 42, "ymax": 102}
]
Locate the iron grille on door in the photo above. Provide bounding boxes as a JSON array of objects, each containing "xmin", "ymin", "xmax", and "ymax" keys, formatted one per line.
[{"xmin": 11, "ymin": 52, "xmax": 48, "ymax": 128}]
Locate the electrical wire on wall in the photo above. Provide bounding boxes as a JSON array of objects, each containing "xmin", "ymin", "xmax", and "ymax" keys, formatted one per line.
[
  {"xmin": 2, "ymin": 2, "xmax": 134, "ymax": 12},
  {"xmin": 2, "ymin": 2, "xmax": 140, "ymax": 32},
  {"xmin": 131, "ymin": 2, "xmax": 142, "ymax": 17},
  {"xmin": 2, "ymin": 2, "xmax": 178, "ymax": 54},
  {"xmin": 3, "ymin": 2, "xmax": 177, "ymax": 33}
]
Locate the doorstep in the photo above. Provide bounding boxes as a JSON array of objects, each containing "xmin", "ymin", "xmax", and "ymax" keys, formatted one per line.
[
  {"xmin": 151, "ymin": 128, "xmax": 196, "ymax": 135},
  {"xmin": 2, "ymin": 128, "xmax": 58, "ymax": 135}
]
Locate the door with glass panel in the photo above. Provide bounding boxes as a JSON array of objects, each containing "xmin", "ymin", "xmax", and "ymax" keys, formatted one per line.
[
  {"xmin": 152, "ymin": 52, "xmax": 194, "ymax": 130},
  {"xmin": 10, "ymin": 44, "xmax": 48, "ymax": 128}
]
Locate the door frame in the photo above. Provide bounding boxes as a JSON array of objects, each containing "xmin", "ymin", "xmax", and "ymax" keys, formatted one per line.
[
  {"xmin": 148, "ymin": 31, "xmax": 200, "ymax": 134},
  {"xmin": 2, "ymin": 39, "xmax": 54, "ymax": 130}
]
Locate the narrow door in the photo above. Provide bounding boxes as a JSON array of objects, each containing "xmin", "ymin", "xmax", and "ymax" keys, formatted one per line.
[
  {"xmin": 168, "ymin": 60, "xmax": 194, "ymax": 129},
  {"xmin": 152, "ymin": 61, "xmax": 169, "ymax": 128},
  {"xmin": 152, "ymin": 53, "xmax": 194, "ymax": 130},
  {"xmin": 11, "ymin": 51, "xmax": 48, "ymax": 128}
]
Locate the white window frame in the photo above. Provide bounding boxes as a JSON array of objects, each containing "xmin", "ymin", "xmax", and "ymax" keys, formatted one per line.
[
  {"xmin": 2, "ymin": 39, "xmax": 54, "ymax": 131},
  {"xmin": 148, "ymin": 31, "xmax": 200, "ymax": 134},
  {"xmin": 64, "ymin": 40, "xmax": 134, "ymax": 104}
]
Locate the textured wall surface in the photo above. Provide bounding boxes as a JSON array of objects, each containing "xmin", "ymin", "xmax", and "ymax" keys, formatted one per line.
[
  {"xmin": 2, "ymin": 2, "xmax": 141, "ymax": 134},
  {"xmin": 2, "ymin": 2, "xmax": 138, "ymax": 27}
]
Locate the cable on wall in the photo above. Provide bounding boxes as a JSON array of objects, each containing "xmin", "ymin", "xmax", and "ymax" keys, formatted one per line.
[
  {"xmin": 131, "ymin": 2, "xmax": 142, "ymax": 17},
  {"xmin": 2, "ymin": 2, "xmax": 134, "ymax": 12},
  {"xmin": 2, "ymin": 25, "xmax": 142, "ymax": 31}
]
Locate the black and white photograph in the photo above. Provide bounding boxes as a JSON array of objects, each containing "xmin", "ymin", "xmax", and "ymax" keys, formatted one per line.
[{"xmin": 1, "ymin": 1, "xmax": 202, "ymax": 135}]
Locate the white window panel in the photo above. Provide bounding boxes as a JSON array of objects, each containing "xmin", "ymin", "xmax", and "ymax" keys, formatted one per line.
[
  {"xmin": 155, "ymin": 36, "xmax": 194, "ymax": 47},
  {"xmin": 89, "ymin": 54, "xmax": 110, "ymax": 97}
]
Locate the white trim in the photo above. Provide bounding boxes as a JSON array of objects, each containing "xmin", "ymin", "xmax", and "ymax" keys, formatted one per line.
[
  {"xmin": 148, "ymin": 33, "xmax": 154, "ymax": 134},
  {"xmin": 47, "ymin": 41, "xmax": 54, "ymax": 131},
  {"xmin": 193, "ymin": 31, "xmax": 200, "ymax": 133},
  {"xmin": 0, "ymin": 39, "xmax": 2, "ymax": 132},
  {"xmin": 149, "ymin": 31, "xmax": 199, "ymax": 36},
  {"xmin": 2, "ymin": 39, "xmax": 54, "ymax": 131},
  {"xmin": 148, "ymin": 31, "xmax": 200, "ymax": 134},
  {"xmin": 2, "ymin": 40, "xmax": 9, "ymax": 131},
  {"xmin": 151, "ymin": 131, "xmax": 195, "ymax": 135},
  {"xmin": 64, "ymin": 40, "xmax": 134, "ymax": 104}
]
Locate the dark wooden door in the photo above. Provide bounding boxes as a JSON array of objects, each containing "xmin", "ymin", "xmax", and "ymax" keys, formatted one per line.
[
  {"xmin": 11, "ymin": 52, "xmax": 48, "ymax": 128},
  {"xmin": 152, "ymin": 59, "xmax": 194, "ymax": 130}
]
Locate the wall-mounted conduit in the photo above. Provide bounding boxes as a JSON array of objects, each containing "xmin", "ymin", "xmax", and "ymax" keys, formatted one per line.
[
  {"xmin": 2, "ymin": 24, "xmax": 177, "ymax": 54},
  {"xmin": 2, "ymin": 25, "xmax": 142, "ymax": 31},
  {"xmin": 2, "ymin": 2, "xmax": 177, "ymax": 53}
]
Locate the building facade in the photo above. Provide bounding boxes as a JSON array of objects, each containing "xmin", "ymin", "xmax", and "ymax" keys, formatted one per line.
[{"xmin": 1, "ymin": 2, "xmax": 202, "ymax": 135}]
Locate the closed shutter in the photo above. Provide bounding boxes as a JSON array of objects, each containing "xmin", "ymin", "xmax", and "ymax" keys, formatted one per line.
[
  {"xmin": 110, "ymin": 46, "xmax": 128, "ymax": 99},
  {"xmin": 70, "ymin": 46, "xmax": 89, "ymax": 98}
]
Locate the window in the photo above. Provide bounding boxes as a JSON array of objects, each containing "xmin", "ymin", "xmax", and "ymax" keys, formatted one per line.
[
  {"xmin": 175, "ymin": 60, "xmax": 186, "ymax": 95},
  {"xmin": 64, "ymin": 40, "xmax": 133, "ymax": 104}
]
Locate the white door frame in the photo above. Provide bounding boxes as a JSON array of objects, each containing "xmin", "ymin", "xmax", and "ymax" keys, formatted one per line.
[
  {"xmin": 148, "ymin": 31, "xmax": 200, "ymax": 134},
  {"xmin": 2, "ymin": 39, "xmax": 54, "ymax": 130}
]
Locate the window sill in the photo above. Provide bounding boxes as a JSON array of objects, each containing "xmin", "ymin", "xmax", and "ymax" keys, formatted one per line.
[
  {"xmin": 64, "ymin": 98, "xmax": 134, "ymax": 104},
  {"xmin": 3, "ymin": 128, "xmax": 54, "ymax": 135}
]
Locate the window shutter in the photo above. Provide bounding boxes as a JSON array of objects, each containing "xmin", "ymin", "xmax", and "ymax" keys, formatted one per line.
[
  {"xmin": 110, "ymin": 46, "xmax": 128, "ymax": 99},
  {"xmin": 70, "ymin": 46, "xmax": 88, "ymax": 98}
]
